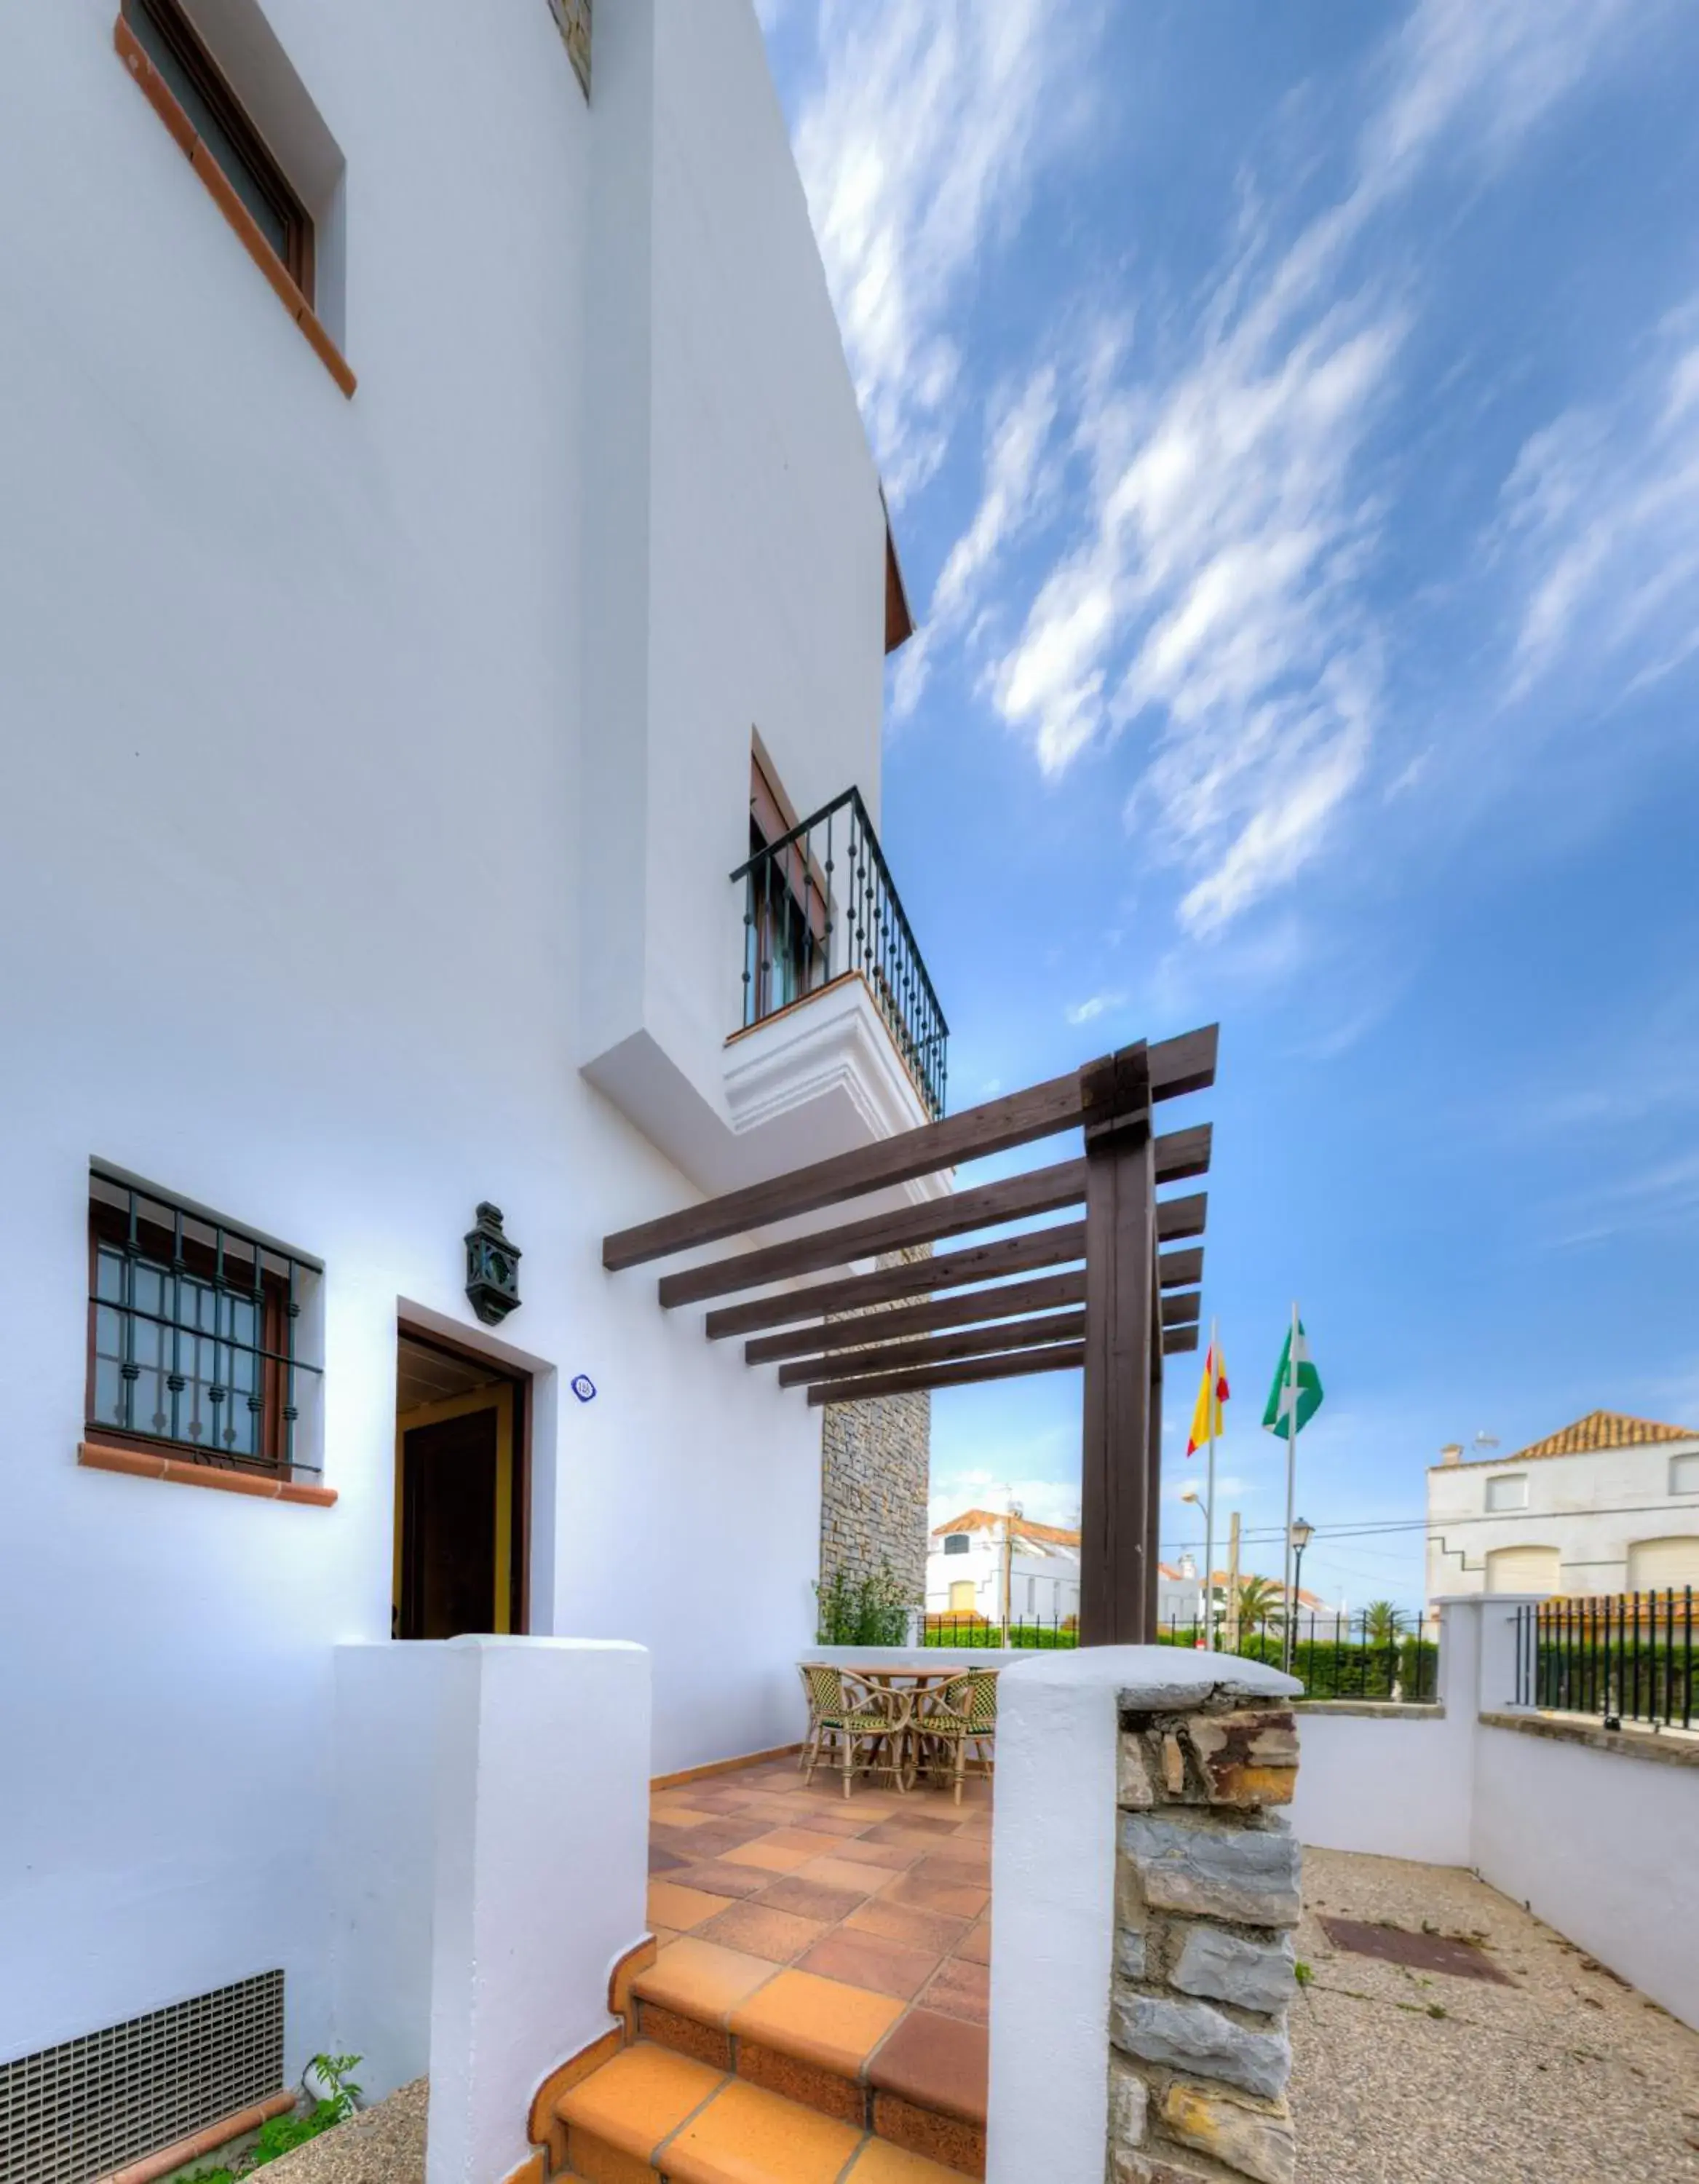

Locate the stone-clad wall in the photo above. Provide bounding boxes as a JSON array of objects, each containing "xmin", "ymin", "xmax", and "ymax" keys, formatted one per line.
[
  {"xmin": 1109, "ymin": 1692, "xmax": 1302, "ymax": 2184},
  {"xmin": 818, "ymin": 1246, "xmax": 932, "ymax": 1601},
  {"xmin": 819, "ymin": 1386, "xmax": 930, "ymax": 1599}
]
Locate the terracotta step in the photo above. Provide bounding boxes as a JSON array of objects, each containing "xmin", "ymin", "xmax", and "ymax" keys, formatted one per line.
[
  {"xmin": 554, "ymin": 2040, "xmax": 967, "ymax": 2183},
  {"xmin": 628, "ymin": 1945, "xmax": 986, "ymax": 2177}
]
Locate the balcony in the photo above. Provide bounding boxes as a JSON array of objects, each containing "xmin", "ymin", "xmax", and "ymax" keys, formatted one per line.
[{"xmin": 732, "ymin": 784, "xmax": 948, "ymax": 1122}]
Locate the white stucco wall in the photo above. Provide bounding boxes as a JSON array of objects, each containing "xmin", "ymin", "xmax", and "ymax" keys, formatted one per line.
[
  {"xmin": 0, "ymin": 0, "xmax": 882, "ymax": 2087},
  {"xmin": 1426, "ymin": 1439, "xmax": 1699, "ymax": 1602},
  {"xmin": 1470, "ymin": 1722, "xmax": 1699, "ymax": 2032},
  {"xmin": 1286, "ymin": 1598, "xmax": 1479, "ymax": 1867},
  {"xmin": 426, "ymin": 1639, "xmax": 649, "ymax": 2184},
  {"xmin": 925, "ymin": 1533, "xmax": 1082, "ymax": 1622}
]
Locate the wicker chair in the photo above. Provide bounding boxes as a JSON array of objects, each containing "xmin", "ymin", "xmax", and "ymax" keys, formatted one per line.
[
  {"xmin": 799, "ymin": 1664, "xmax": 909, "ymax": 1799},
  {"xmin": 916, "ymin": 1666, "xmax": 999, "ymax": 1805}
]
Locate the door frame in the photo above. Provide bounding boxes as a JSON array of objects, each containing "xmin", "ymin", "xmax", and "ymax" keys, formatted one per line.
[{"xmin": 394, "ymin": 1321, "xmax": 531, "ymax": 1637}]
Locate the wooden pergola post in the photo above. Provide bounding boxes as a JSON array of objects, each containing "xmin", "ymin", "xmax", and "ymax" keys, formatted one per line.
[{"xmin": 1080, "ymin": 1045, "xmax": 1158, "ymax": 1647}]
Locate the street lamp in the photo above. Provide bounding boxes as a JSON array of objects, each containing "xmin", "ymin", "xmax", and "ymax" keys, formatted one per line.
[
  {"xmin": 1286, "ymin": 1517, "xmax": 1314, "ymax": 1671},
  {"xmin": 1179, "ymin": 1483, "xmax": 1210, "ymax": 1644}
]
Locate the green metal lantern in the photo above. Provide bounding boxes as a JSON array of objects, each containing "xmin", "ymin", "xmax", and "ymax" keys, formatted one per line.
[{"xmin": 464, "ymin": 1202, "xmax": 522, "ymax": 1325}]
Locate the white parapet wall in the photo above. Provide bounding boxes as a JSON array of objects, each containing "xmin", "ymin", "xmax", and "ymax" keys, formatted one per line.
[
  {"xmin": 332, "ymin": 1637, "xmax": 652, "ymax": 2184},
  {"xmin": 1471, "ymin": 1714, "xmax": 1699, "ymax": 2030},
  {"xmin": 1284, "ymin": 1597, "xmax": 1699, "ymax": 2032}
]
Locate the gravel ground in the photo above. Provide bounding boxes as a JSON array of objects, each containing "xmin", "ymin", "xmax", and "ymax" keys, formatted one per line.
[
  {"xmin": 1292, "ymin": 1848, "xmax": 1699, "ymax": 2184},
  {"xmin": 256, "ymin": 2078, "xmax": 427, "ymax": 2184}
]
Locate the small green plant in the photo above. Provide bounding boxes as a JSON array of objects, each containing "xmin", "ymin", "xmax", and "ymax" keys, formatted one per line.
[
  {"xmin": 183, "ymin": 2055, "xmax": 362, "ymax": 2180},
  {"xmin": 815, "ymin": 1562, "xmax": 914, "ymax": 1646},
  {"xmin": 1294, "ymin": 1960, "xmax": 1313, "ymax": 1987}
]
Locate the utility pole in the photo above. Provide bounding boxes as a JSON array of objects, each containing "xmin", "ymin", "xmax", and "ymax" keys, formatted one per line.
[{"xmin": 1224, "ymin": 1511, "xmax": 1242, "ymax": 1653}]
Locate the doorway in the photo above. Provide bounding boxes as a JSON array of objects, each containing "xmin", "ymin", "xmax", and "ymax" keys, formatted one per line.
[{"xmin": 394, "ymin": 1328, "xmax": 528, "ymax": 1640}]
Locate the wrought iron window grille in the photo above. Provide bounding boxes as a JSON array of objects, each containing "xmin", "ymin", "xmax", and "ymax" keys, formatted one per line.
[
  {"xmin": 86, "ymin": 1164, "xmax": 322, "ymax": 1479},
  {"xmin": 733, "ymin": 783, "xmax": 948, "ymax": 1121}
]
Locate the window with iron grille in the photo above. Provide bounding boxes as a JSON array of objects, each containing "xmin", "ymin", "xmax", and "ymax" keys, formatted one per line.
[{"xmin": 86, "ymin": 1165, "xmax": 322, "ymax": 1478}]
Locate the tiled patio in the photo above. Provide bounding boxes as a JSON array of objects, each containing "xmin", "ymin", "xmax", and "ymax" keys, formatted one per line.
[{"xmin": 642, "ymin": 1755, "xmax": 991, "ymax": 2163}]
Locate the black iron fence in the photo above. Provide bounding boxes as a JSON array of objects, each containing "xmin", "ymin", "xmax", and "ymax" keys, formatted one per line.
[
  {"xmin": 734, "ymin": 785, "xmax": 948, "ymax": 1120},
  {"xmin": 1516, "ymin": 1590, "xmax": 1695, "ymax": 1730},
  {"xmin": 919, "ymin": 1609, "xmax": 1441, "ymax": 1702}
]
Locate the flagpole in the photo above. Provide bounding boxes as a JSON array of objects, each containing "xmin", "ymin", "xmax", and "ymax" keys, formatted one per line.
[
  {"xmin": 1283, "ymin": 1299, "xmax": 1299, "ymax": 1673},
  {"xmin": 1204, "ymin": 1316, "xmax": 1217, "ymax": 1651}
]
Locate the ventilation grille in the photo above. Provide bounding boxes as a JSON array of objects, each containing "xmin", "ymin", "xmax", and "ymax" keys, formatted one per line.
[{"xmin": 0, "ymin": 1971, "xmax": 285, "ymax": 2184}]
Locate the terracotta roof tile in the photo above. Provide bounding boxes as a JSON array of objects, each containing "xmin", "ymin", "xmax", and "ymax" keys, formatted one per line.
[
  {"xmin": 931, "ymin": 1506, "xmax": 1080, "ymax": 1548},
  {"xmin": 1436, "ymin": 1409, "xmax": 1699, "ymax": 1469}
]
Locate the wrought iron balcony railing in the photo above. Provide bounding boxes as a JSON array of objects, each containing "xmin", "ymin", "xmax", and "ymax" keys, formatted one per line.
[{"xmin": 733, "ymin": 784, "xmax": 948, "ymax": 1120}]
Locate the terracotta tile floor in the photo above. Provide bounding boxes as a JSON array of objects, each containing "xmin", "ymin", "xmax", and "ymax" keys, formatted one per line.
[{"xmin": 646, "ymin": 1757, "xmax": 992, "ymax": 2126}]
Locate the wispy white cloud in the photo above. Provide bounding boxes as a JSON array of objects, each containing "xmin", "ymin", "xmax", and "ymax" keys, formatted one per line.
[
  {"xmin": 1064, "ymin": 989, "xmax": 1123, "ymax": 1026},
  {"xmin": 893, "ymin": 362, "xmax": 1064, "ymax": 721},
  {"xmin": 970, "ymin": 0, "xmax": 1653, "ymax": 935},
  {"xmin": 787, "ymin": 1, "xmax": 1088, "ymax": 503},
  {"xmin": 1498, "ymin": 302, "xmax": 1699, "ymax": 704}
]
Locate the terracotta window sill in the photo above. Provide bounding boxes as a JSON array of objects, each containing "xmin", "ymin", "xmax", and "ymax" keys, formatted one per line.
[
  {"xmin": 79, "ymin": 1439, "xmax": 338, "ymax": 1507},
  {"xmin": 114, "ymin": 15, "xmax": 356, "ymax": 400}
]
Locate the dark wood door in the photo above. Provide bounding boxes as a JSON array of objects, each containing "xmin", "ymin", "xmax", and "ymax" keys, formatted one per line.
[{"xmin": 400, "ymin": 1407, "xmax": 498, "ymax": 1639}]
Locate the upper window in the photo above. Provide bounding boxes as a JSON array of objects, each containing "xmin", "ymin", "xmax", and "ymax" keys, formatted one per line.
[
  {"xmin": 1485, "ymin": 1472, "xmax": 1528, "ymax": 1512},
  {"xmin": 1671, "ymin": 1453, "xmax": 1699, "ymax": 1497},
  {"xmin": 87, "ymin": 1165, "xmax": 322, "ymax": 1478},
  {"xmin": 943, "ymin": 1533, "xmax": 971, "ymax": 1556},
  {"xmin": 122, "ymin": 0, "xmax": 313, "ymax": 299}
]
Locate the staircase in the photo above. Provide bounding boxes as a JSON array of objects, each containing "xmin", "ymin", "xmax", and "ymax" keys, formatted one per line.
[{"xmin": 543, "ymin": 1760, "xmax": 992, "ymax": 2183}]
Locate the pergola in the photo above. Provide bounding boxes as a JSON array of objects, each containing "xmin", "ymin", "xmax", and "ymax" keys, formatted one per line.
[{"xmin": 601, "ymin": 1024, "xmax": 1216, "ymax": 1644}]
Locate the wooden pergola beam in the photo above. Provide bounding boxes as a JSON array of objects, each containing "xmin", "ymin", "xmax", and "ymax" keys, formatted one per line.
[
  {"xmin": 603, "ymin": 1024, "xmax": 1217, "ymax": 1270},
  {"xmin": 739, "ymin": 1243, "xmax": 1203, "ymax": 1365},
  {"xmin": 657, "ymin": 1155, "xmax": 1085, "ymax": 1310},
  {"xmin": 703, "ymin": 1220, "xmax": 1089, "ymax": 1340},
  {"xmin": 781, "ymin": 1290, "xmax": 1200, "ymax": 1392},
  {"xmin": 662, "ymin": 1131, "xmax": 1207, "ymax": 1311},
  {"xmin": 780, "ymin": 1309, "xmax": 1087, "ymax": 1389},
  {"xmin": 804, "ymin": 1342, "xmax": 1087, "ymax": 1406},
  {"xmin": 743, "ymin": 1270, "xmax": 1090, "ymax": 1364}
]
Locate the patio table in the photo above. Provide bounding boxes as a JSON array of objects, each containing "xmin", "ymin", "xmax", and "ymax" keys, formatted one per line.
[{"xmin": 841, "ymin": 1663, "xmax": 999, "ymax": 1792}]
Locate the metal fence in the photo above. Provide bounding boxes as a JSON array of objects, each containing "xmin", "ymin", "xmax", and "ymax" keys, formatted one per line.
[
  {"xmin": 1516, "ymin": 1589, "xmax": 1695, "ymax": 1730},
  {"xmin": 733, "ymin": 785, "xmax": 948, "ymax": 1120},
  {"xmin": 919, "ymin": 1609, "xmax": 1441, "ymax": 1703}
]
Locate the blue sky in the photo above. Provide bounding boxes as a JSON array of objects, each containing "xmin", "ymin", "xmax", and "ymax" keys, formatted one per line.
[{"xmin": 758, "ymin": 0, "xmax": 1699, "ymax": 1610}]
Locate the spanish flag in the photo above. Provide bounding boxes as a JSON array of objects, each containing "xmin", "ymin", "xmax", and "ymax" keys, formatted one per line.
[{"xmin": 1185, "ymin": 1342, "xmax": 1229, "ymax": 1457}]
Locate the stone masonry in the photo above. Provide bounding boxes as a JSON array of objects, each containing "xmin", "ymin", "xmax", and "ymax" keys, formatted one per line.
[
  {"xmin": 1109, "ymin": 1684, "xmax": 1302, "ymax": 2184},
  {"xmin": 818, "ymin": 1248, "xmax": 932, "ymax": 1601},
  {"xmin": 818, "ymin": 1385, "xmax": 930, "ymax": 1599}
]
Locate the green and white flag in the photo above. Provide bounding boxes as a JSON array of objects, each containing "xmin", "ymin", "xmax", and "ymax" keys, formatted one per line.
[{"xmin": 1262, "ymin": 1321, "xmax": 1323, "ymax": 1441}]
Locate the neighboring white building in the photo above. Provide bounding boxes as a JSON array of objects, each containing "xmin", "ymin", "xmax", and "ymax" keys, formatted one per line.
[
  {"xmin": 927, "ymin": 1508, "xmax": 1082, "ymax": 1627},
  {"xmin": 1426, "ymin": 1410, "xmax": 1699, "ymax": 1603},
  {"xmin": 0, "ymin": 0, "xmax": 939, "ymax": 2129}
]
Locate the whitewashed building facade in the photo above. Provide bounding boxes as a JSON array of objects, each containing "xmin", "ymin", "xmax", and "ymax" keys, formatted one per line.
[
  {"xmin": 0, "ymin": 0, "xmax": 942, "ymax": 2145},
  {"xmin": 927, "ymin": 1509, "xmax": 1083, "ymax": 1627},
  {"xmin": 1426, "ymin": 1410, "xmax": 1699, "ymax": 1602}
]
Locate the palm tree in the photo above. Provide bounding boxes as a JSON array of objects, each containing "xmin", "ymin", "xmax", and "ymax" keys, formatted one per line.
[
  {"xmin": 1235, "ymin": 1575, "xmax": 1286, "ymax": 1640},
  {"xmin": 1364, "ymin": 1600, "xmax": 1401, "ymax": 1647}
]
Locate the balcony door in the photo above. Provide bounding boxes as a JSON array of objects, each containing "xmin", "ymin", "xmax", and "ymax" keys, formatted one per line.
[{"xmin": 393, "ymin": 1329, "xmax": 527, "ymax": 1639}]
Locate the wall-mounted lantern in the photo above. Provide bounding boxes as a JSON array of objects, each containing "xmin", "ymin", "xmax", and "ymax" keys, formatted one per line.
[{"xmin": 465, "ymin": 1202, "xmax": 523, "ymax": 1325}]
